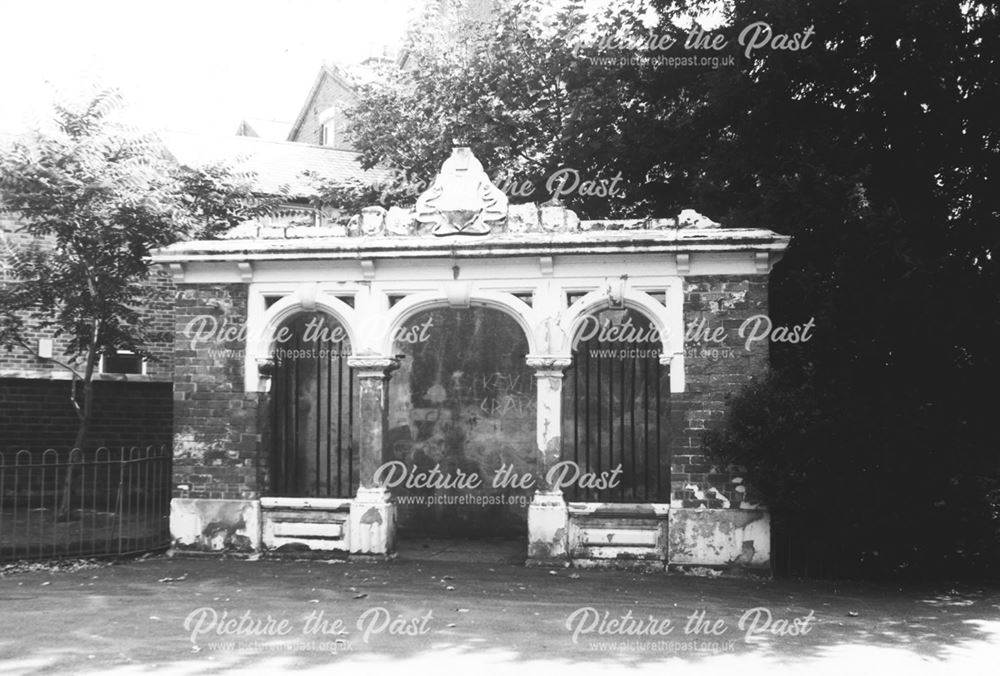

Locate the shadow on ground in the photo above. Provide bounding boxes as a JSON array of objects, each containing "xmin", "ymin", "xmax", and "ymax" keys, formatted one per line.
[{"xmin": 0, "ymin": 540, "xmax": 998, "ymax": 674}]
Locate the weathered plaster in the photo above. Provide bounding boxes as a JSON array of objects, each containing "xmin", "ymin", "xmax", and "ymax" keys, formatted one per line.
[
  {"xmin": 526, "ymin": 490, "xmax": 569, "ymax": 563},
  {"xmin": 170, "ymin": 498, "xmax": 260, "ymax": 552},
  {"xmin": 349, "ymin": 487, "xmax": 396, "ymax": 555},
  {"xmin": 667, "ymin": 508, "xmax": 770, "ymax": 574}
]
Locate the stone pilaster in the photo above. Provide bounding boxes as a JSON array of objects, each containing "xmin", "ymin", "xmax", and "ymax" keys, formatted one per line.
[
  {"xmin": 525, "ymin": 355, "xmax": 572, "ymax": 563},
  {"xmin": 346, "ymin": 355, "xmax": 399, "ymax": 555},
  {"xmin": 525, "ymin": 356, "xmax": 572, "ymax": 485}
]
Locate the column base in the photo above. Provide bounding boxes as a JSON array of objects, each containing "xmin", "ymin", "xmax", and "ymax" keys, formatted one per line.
[
  {"xmin": 526, "ymin": 489, "xmax": 569, "ymax": 564},
  {"xmin": 349, "ymin": 487, "xmax": 396, "ymax": 555}
]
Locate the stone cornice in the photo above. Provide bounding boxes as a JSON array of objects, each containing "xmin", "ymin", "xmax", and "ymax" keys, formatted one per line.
[{"xmin": 150, "ymin": 228, "xmax": 790, "ymax": 265}]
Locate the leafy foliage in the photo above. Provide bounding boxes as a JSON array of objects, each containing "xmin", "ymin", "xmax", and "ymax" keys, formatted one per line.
[
  {"xmin": 688, "ymin": 0, "xmax": 1000, "ymax": 579},
  {"xmin": 347, "ymin": 0, "xmax": 665, "ymax": 217},
  {"xmin": 303, "ymin": 174, "xmax": 397, "ymax": 218}
]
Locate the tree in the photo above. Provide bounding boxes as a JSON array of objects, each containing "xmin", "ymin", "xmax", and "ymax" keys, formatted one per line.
[
  {"xmin": 672, "ymin": 0, "xmax": 1000, "ymax": 578},
  {"xmin": 346, "ymin": 0, "xmax": 668, "ymax": 217},
  {"xmin": 0, "ymin": 89, "xmax": 276, "ymax": 518}
]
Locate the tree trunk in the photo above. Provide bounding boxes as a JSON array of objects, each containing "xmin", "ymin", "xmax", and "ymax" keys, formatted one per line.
[{"xmin": 57, "ymin": 329, "xmax": 99, "ymax": 520}]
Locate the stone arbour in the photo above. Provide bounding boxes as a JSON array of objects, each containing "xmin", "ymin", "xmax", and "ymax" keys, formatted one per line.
[
  {"xmin": 156, "ymin": 236, "xmax": 785, "ymax": 565},
  {"xmin": 153, "ymin": 147, "xmax": 789, "ymax": 568}
]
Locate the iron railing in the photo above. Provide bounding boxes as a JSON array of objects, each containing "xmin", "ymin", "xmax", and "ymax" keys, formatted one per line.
[
  {"xmin": 562, "ymin": 309, "xmax": 671, "ymax": 503},
  {"xmin": 0, "ymin": 446, "xmax": 171, "ymax": 562},
  {"xmin": 270, "ymin": 312, "xmax": 358, "ymax": 499}
]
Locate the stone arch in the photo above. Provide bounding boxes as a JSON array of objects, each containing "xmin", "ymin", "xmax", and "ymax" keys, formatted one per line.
[
  {"xmin": 256, "ymin": 293, "xmax": 357, "ymax": 355},
  {"xmin": 559, "ymin": 287, "xmax": 675, "ymax": 358},
  {"xmin": 247, "ymin": 292, "xmax": 359, "ymax": 391},
  {"xmin": 376, "ymin": 290, "xmax": 539, "ymax": 357}
]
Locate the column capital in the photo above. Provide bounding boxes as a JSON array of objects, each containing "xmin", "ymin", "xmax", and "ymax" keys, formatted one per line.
[
  {"xmin": 255, "ymin": 357, "xmax": 276, "ymax": 378},
  {"xmin": 347, "ymin": 355, "xmax": 400, "ymax": 377},
  {"xmin": 525, "ymin": 355, "xmax": 572, "ymax": 374}
]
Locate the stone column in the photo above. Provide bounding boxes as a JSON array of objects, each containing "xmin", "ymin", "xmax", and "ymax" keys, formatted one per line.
[
  {"xmin": 525, "ymin": 356, "xmax": 572, "ymax": 564},
  {"xmin": 346, "ymin": 355, "xmax": 399, "ymax": 555}
]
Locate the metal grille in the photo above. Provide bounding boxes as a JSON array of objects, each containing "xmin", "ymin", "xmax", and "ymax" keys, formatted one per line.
[
  {"xmin": 0, "ymin": 446, "xmax": 171, "ymax": 562},
  {"xmin": 270, "ymin": 312, "xmax": 357, "ymax": 498},
  {"xmin": 562, "ymin": 309, "xmax": 671, "ymax": 503}
]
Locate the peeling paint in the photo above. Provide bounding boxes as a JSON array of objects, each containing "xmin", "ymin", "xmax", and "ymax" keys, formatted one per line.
[
  {"xmin": 360, "ymin": 506, "xmax": 383, "ymax": 525},
  {"xmin": 170, "ymin": 498, "xmax": 261, "ymax": 552},
  {"xmin": 543, "ymin": 435, "xmax": 561, "ymax": 461},
  {"xmin": 667, "ymin": 508, "xmax": 770, "ymax": 574}
]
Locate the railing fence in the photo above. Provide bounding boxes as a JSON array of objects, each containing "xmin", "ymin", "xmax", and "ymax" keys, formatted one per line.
[{"xmin": 0, "ymin": 445, "xmax": 171, "ymax": 562}]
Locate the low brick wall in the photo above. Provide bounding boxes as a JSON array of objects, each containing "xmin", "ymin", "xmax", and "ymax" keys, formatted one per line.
[{"xmin": 0, "ymin": 377, "xmax": 173, "ymax": 452}]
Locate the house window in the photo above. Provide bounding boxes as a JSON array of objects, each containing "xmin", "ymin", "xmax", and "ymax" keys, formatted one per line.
[
  {"xmin": 319, "ymin": 107, "xmax": 337, "ymax": 146},
  {"xmin": 100, "ymin": 350, "xmax": 145, "ymax": 375},
  {"xmin": 321, "ymin": 118, "xmax": 336, "ymax": 146}
]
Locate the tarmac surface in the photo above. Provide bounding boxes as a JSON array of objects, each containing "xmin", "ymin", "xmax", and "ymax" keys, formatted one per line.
[{"xmin": 1, "ymin": 537, "xmax": 998, "ymax": 675}]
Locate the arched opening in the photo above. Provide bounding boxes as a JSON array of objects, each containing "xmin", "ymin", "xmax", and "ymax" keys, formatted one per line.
[
  {"xmin": 387, "ymin": 306, "xmax": 536, "ymax": 540},
  {"xmin": 562, "ymin": 307, "xmax": 671, "ymax": 503},
  {"xmin": 268, "ymin": 311, "xmax": 357, "ymax": 498}
]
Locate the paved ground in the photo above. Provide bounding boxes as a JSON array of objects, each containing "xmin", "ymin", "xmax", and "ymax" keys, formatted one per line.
[{"xmin": 1, "ymin": 538, "xmax": 998, "ymax": 675}]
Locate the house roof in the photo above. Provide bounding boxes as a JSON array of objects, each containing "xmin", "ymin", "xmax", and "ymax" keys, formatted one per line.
[
  {"xmin": 235, "ymin": 118, "xmax": 293, "ymax": 142},
  {"xmin": 158, "ymin": 130, "xmax": 389, "ymax": 197}
]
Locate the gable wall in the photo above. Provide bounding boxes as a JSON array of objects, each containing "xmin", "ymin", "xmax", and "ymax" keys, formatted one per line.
[{"xmin": 288, "ymin": 73, "xmax": 359, "ymax": 150}]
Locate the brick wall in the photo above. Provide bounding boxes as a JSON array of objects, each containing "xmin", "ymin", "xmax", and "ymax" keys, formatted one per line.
[
  {"xmin": 669, "ymin": 276, "xmax": 770, "ymax": 508},
  {"xmin": 172, "ymin": 284, "xmax": 263, "ymax": 500},
  {"xmin": 0, "ymin": 377, "xmax": 172, "ymax": 452}
]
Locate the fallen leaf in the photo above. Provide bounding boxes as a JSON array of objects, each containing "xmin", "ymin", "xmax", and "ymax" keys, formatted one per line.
[{"xmin": 158, "ymin": 573, "xmax": 188, "ymax": 583}]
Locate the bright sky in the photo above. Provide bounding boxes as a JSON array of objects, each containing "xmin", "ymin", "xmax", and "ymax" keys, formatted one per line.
[{"xmin": 0, "ymin": 0, "xmax": 417, "ymax": 136}]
